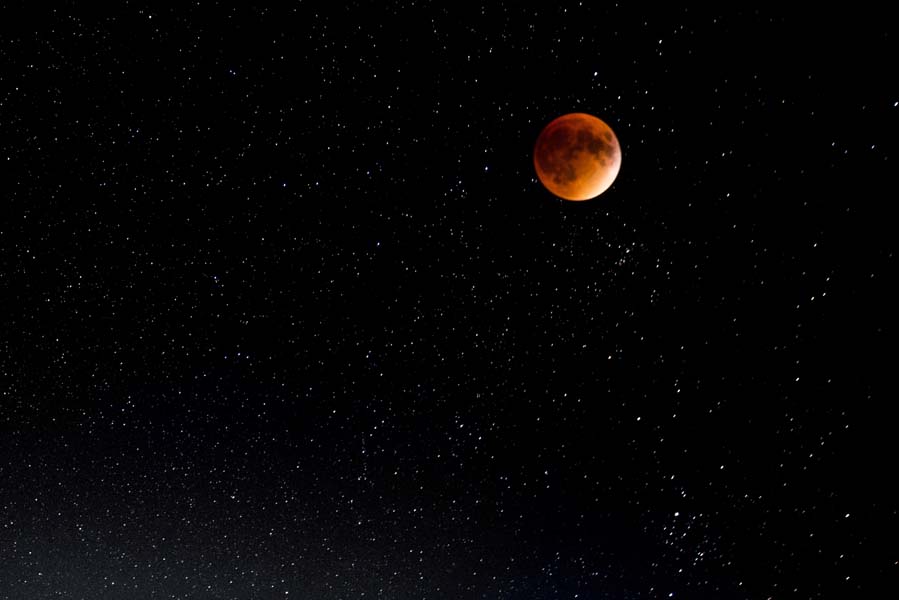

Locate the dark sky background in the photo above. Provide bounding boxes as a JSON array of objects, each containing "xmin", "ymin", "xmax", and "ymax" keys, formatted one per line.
[{"xmin": 1, "ymin": 5, "xmax": 895, "ymax": 599}]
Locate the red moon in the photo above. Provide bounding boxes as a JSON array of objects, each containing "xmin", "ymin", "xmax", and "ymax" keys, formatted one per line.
[{"xmin": 533, "ymin": 113, "xmax": 621, "ymax": 201}]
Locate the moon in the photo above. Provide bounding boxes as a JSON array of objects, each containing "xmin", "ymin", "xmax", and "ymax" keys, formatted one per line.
[{"xmin": 533, "ymin": 112, "xmax": 622, "ymax": 201}]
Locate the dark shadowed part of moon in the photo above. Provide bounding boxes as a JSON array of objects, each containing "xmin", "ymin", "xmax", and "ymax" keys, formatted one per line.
[{"xmin": 536, "ymin": 125, "xmax": 616, "ymax": 187}]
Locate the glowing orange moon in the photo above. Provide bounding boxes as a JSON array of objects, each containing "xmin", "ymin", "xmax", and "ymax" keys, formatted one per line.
[{"xmin": 533, "ymin": 112, "xmax": 621, "ymax": 201}]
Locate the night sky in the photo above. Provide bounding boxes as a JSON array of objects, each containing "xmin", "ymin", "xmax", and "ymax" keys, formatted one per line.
[{"xmin": 1, "ymin": 5, "xmax": 895, "ymax": 599}]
